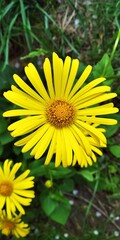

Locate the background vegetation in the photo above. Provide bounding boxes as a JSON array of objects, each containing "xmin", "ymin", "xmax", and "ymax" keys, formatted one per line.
[{"xmin": 0, "ymin": 0, "xmax": 120, "ymax": 239}]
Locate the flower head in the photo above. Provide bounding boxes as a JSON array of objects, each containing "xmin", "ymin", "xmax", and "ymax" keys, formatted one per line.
[
  {"xmin": 0, "ymin": 210, "xmax": 30, "ymax": 238},
  {"xmin": 3, "ymin": 53, "xmax": 118, "ymax": 168},
  {"xmin": 44, "ymin": 180, "xmax": 53, "ymax": 188},
  {"xmin": 0, "ymin": 159, "xmax": 35, "ymax": 218}
]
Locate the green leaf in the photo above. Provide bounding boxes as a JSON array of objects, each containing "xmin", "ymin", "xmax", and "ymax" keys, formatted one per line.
[
  {"xmin": 29, "ymin": 158, "xmax": 46, "ymax": 176},
  {"xmin": 41, "ymin": 194, "xmax": 58, "ymax": 216},
  {"xmin": 0, "ymin": 63, "xmax": 14, "ymax": 90},
  {"xmin": 0, "ymin": 131, "xmax": 14, "ymax": 145},
  {"xmin": 21, "ymin": 48, "xmax": 48, "ymax": 59},
  {"xmin": 41, "ymin": 191, "xmax": 71, "ymax": 225},
  {"xmin": 93, "ymin": 53, "xmax": 114, "ymax": 80},
  {"xmin": 78, "ymin": 170, "xmax": 94, "ymax": 182},
  {"xmin": 50, "ymin": 201, "xmax": 71, "ymax": 225},
  {"xmin": 104, "ymin": 124, "xmax": 120, "ymax": 137},
  {"xmin": 109, "ymin": 145, "xmax": 120, "ymax": 158},
  {"xmin": 0, "ymin": 117, "xmax": 8, "ymax": 134},
  {"xmin": 50, "ymin": 166, "xmax": 74, "ymax": 179},
  {"xmin": 59, "ymin": 179, "xmax": 74, "ymax": 192}
]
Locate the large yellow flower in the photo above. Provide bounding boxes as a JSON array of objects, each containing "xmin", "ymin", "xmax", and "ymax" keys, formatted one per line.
[
  {"xmin": 0, "ymin": 210, "xmax": 30, "ymax": 238},
  {"xmin": 3, "ymin": 53, "xmax": 118, "ymax": 168},
  {"xmin": 0, "ymin": 159, "xmax": 35, "ymax": 218}
]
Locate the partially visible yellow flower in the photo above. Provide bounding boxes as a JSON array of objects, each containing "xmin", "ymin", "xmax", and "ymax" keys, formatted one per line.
[
  {"xmin": 45, "ymin": 180, "xmax": 53, "ymax": 188},
  {"xmin": 0, "ymin": 210, "xmax": 30, "ymax": 238},
  {"xmin": 0, "ymin": 159, "xmax": 35, "ymax": 218},
  {"xmin": 3, "ymin": 53, "xmax": 119, "ymax": 168}
]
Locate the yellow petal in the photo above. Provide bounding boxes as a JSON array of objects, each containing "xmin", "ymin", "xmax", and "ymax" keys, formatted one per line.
[
  {"xmin": 13, "ymin": 74, "xmax": 44, "ymax": 103},
  {"xmin": 53, "ymin": 52, "xmax": 63, "ymax": 97},
  {"xmin": 22, "ymin": 123, "xmax": 50, "ymax": 153},
  {"xmin": 60, "ymin": 56, "xmax": 71, "ymax": 97},
  {"xmin": 68, "ymin": 65, "xmax": 92, "ymax": 99},
  {"xmin": 64, "ymin": 59, "xmax": 79, "ymax": 97},
  {"xmin": 31, "ymin": 126, "xmax": 55, "ymax": 159},
  {"xmin": 45, "ymin": 131, "xmax": 57, "ymax": 165},
  {"xmin": 25, "ymin": 63, "xmax": 50, "ymax": 101},
  {"xmin": 43, "ymin": 58, "xmax": 55, "ymax": 98}
]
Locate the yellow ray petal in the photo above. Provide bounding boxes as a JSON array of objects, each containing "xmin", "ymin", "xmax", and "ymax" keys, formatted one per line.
[
  {"xmin": 60, "ymin": 56, "xmax": 71, "ymax": 97},
  {"xmin": 43, "ymin": 58, "xmax": 54, "ymax": 98},
  {"xmin": 8, "ymin": 116, "xmax": 45, "ymax": 131},
  {"xmin": 3, "ymin": 91, "xmax": 45, "ymax": 110},
  {"xmin": 12, "ymin": 193, "xmax": 32, "ymax": 206},
  {"xmin": 53, "ymin": 52, "xmax": 63, "ymax": 97},
  {"xmin": 31, "ymin": 126, "xmax": 55, "ymax": 159},
  {"xmin": 70, "ymin": 124, "xmax": 92, "ymax": 156},
  {"xmin": 91, "ymin": 145, "xmax": 103, "ymax": 156},
  {"xmin": 70, "ymin": 77, "xmax": 106, "ymax": 103},
  {"xmin": 25, "ymin": 63, "xmax": 50, "ymax": 101},
  {"xmin": 63, "ymin": 128, "xmax": 72, "ymax": 166},
  {"xmin": 14, "ymin": 128, "xmax": 42, "ymax": 146},
  {"xmin": 3, "ymin": 159, "xmax": 12, "ymax": 177},
  {"xmin": 6, "ymin": 197, "xmax": 12, "ymax": 218},
  {"xmin": 60, "ymin": 130, "xmax": 68, "ymax": 168},
  {"xmin": 13, "ymin": 74, "xmax": 44, "ymax": 103},
  {"xmin": 45, "ymin": 131, "xmax": 57, "ymax": 165},
  {"xmin": 13, "ymin": 170, "xmax": 30, "ymax": 183},
  {"xmin": 14, "ymin": 180, "xmax": 34, "ymax": 189},
  {"xmin": 10, "ymin": 117, "xmax": 46, "ymax": 137},
  {"xmin": 22, "ymin": 123, "xmax": 50, "ymax": 153},
  {"xmin": 68, "ymin": 65, "xmax": 92, "ymax": 99},
  {"xmin": 72, "ymin": 86, "xmax": 111, "ymax": 104},
  {"xmin": 64, "ymin": 59, "xmax": 79, "ymax": 97},
  {"xmin": 55, "ymin": 130, "xmax": 62, "ymax": 167},
  {"xmin": 13, "ymin": 189, "xmax": 34, "ymax": 198},
  {"xmin": 64, "ymin": 128, "xmax": 83, "ymax": 166},
  {"xmin": 78, "ymin": 116, "xmax": 118, "ymax": 125},
  {"xmin": 76, "ymin": 120, "xmax": 107, "ymax": 144},
  {"xmin": 10, "ymin": 196, "xmax": 26, "ymax": 214},
  {"xmin": 0, "ymin": 196, "xmax": 6, "ymax": 209},
  {"xmin": 75, "ymin": 93, "xmax": 117, "ymax": 109},
  {"xmin": 3, "ymin": 109, "xmax": 45, "ymax": 117},
  {"xmin": 9, "ymin": 162, "xmax": 22, "ymax": 181},
  {"xmin": 77, "ymin": 106, "xmax": 118, "ymax": 116}
]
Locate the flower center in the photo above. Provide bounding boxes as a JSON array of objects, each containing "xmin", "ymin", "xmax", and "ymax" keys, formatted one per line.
[
  {"xmin": 46, "ymin": 100, "xmax": 75, "ymax": 128},
  {"xmin": 3, "ymin": 220, "xmax": 15, "ymax": 235},
  {"xmin": 4, "ymin": 220, "xmax": 15, "ymax": 230},
  {"xmin": 0, "ymin": 181, "xmax": 13, "ymax": 196}
]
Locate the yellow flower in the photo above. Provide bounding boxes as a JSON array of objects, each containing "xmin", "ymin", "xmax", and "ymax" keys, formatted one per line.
[
  {"xmin": 0, "ymin": 159, "xmax": 35, "ymax": 218},
  {"xmin": 3, "ymin": 53, "xmax": 118, "ymax": 168},
  {"xmin": 0, "ymin": 210, "xmax": 30, "ymax": 238}
]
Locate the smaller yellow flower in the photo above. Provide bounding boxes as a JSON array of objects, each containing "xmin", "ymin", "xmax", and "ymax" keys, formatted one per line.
[
  {"xmin": 0, "ymin": 210, "xmax": 30, "ymax": 238},
  {"xmin": 0, "ymin": 159, "xmax": 35, "ymax": 218},
  {"xmin": 44, "ymin": 180, "xmax": 53, "ymax": 188}
]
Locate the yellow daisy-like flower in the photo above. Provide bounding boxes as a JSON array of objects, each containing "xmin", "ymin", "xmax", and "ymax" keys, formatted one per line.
[
  {"xmin": 3, "ymin": 53, "xmax": 118, "ymax": 168},
  {"xmin": 0, "ymin": 159, "xmax": 35, "ymax": 218},
  {"xmin": 0, "ymin": 210, "xmax": 30, "ymax": 238}
]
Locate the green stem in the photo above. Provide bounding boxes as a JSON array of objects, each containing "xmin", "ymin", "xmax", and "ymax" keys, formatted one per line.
[
  {"xmin": 109, "ymin": 30, "xmax": 120, "ymax": 62},
  {"xmin": 102, "ymin": 30, "xmax": 120, "ymax": 76}
]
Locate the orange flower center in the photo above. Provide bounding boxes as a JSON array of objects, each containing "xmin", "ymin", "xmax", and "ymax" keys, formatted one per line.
[
  {"xmin": 46, "ymin": 100, "xmax": 75, "ymax": 128},
  {"xmin": 0, "ymin": 181, "xmax": 13, "ymax": 196},
  {"xmin": 4, "ymin": 220, "xmax": 15, "ymax": 231}
]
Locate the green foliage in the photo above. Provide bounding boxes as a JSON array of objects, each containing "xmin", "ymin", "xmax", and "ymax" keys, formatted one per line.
[
  {"xmin": 0, "ymin": 0, "xmax": 120, "ymax": 239},
  {"xmin": 41, "ymin": 191, "xmax": 71, "ymax": 225},
  {"xmin": 109, "ymin": 145, "xmax": 120, "ymax": 158}
]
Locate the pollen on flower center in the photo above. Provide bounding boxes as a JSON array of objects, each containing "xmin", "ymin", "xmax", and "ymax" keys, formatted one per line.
[
  {"xmin": 0, "ymin": 181, "xmax": 13, "ymax": 196},
  {"xmin": 46, "ymin": 100, "xmax": 75, "ymax": 128},
  {"xmin": 4, "ymin": 220, "xmax": 15, "ymax": 231}
]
